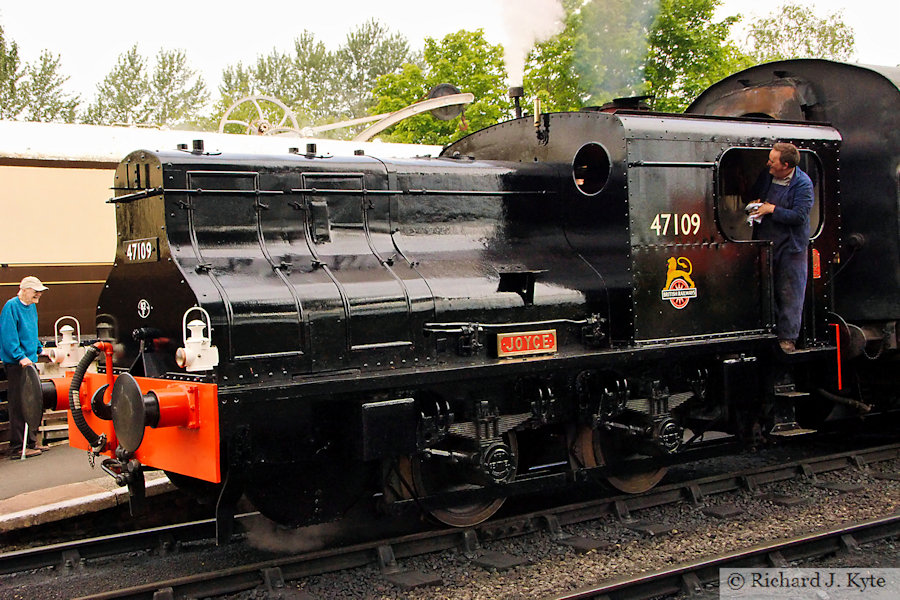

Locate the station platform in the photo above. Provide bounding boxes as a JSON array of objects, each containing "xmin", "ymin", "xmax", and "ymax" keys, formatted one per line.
[{"xmin": 0, "ymin": 442, "xmax": 172, "ymax": 534}]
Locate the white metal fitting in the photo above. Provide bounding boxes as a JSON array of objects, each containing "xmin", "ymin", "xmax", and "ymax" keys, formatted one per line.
[
  {"xmin": 175, "ymin": 307, "xmax": 219, "ymax": 372},
  {"xmin": 48, "ymin": 316, "xmax": 85, "ymax": 368}
]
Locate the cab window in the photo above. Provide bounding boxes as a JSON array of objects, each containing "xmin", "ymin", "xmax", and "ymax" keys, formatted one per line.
[{"xmin": 716, "ymin": 148, "xmax": 822, "ymax": 242}]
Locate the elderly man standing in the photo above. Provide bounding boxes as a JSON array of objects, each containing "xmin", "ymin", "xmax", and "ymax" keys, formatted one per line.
[
  {"xmin": 749, "ymin": 142, "xmax": 815, "ymax": 353},
  {"xmin": 2, "ymin": 276, "xmax": 50, "ymax": 458}
]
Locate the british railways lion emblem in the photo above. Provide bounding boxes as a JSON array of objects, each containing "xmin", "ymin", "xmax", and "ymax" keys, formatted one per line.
[{"xmin": 660, "ymin": 257, "xmax": 698, "ymax": 309}]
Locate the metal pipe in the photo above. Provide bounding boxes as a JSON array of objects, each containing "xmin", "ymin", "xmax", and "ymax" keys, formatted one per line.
[
  {"xmin": 816, "ymin": 388, "xmax": 871, "ymax": 414},
  {"xmin": 69, "ymin": 344, "xmax": 108, "ymax": 453},
  {"xmin": 508, "ymin": 86, "xmax": 524, "ymax": 118}
]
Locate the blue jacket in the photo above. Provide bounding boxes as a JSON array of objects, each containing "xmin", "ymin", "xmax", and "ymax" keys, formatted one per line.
[
  {"xmin": 0, "ymin": 296, "xmax": 42, "ymax": 364},
  {"xmin": 752, "ymin": 167, "xmax": 815, "ymax": 255}
]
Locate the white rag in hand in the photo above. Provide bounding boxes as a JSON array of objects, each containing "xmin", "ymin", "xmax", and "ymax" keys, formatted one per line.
[{"xmin": 745, "ymin": 202, "xmax": 763, "ymax": 225}]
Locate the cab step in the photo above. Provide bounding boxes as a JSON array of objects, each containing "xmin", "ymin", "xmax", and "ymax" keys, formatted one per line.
[
  {"xmin": 774, "ymin": 384, "xmax": 810, "ymax": 401},
  {"xmin": 769, "ymin": 422, "xmax": 817, "ymax": 437},
  {"xmin": 775, "ymin": 390, "xmax": 810, "ymax": 399}
]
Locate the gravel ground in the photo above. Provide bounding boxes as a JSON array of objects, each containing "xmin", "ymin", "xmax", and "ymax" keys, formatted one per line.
[
  {"xmin": 291, "ymin": 457, "xmax": 900, "ymax": 600},
  {"xmin": 1, "ymin": 451, "xmax": 897, "ymax": 600},
  {"xmin": 264, "ymin": 454, "xmax": 900, "ymax": 600}
]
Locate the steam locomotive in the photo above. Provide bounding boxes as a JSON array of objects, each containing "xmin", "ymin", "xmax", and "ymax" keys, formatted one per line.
[{"xmin": 28, "ymin": 60, "xmax": 898, "ymax": 540}]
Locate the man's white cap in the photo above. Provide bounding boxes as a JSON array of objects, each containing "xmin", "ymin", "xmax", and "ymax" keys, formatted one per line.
[{"xmin": 20, "ymin": 276, "xmax": 49, "ymax": 291}]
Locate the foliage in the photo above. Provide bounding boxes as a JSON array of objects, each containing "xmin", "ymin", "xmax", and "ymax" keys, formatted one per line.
[
  {"xmin": 218, "ymin": 63, "xmax": 255, "ymax": 112},
  {"xmin": 217, "ymin": 35, "xmax": 336, "ymax": 132},
  {"xmin": 366, "ymin": 62, "xmax": 428, "ymax": 142},
  {"xmin": 21, "ymin": 50, "xmax": 79, "ymax": 122},
  {"xmin": 0, "ymin": 7, "xmax": 860, "ymax": 133},
  {"xmin": 83, "ymin": 45, "xmax": 150, "ymax": 125},
  {"xmin": 369, "ymin": 29, "xmax": 510, "ymax": 145},
  {"xmin": 526, "ymin": 0, "xmax": 855, "ymax": 113},
  {"xmin": 645, "ymin": 0, "xmax": 753, "ymax": 112},
  {"xmin": 0, "ymin": 25, "xmax": 26, "ymax": 120},
  {"xmin": 289, "ymin": 31, "xmax": 339, "ymax": 123},
  {"xmin": 217, "ymin": 21, "xmax": 415, "ymax": 138},
  {"xmin": 524, "ymin": 7, "xmax": 583, "ymax": 113},
  {"xmin": 522, "ymin": 0, "xmax": 667, "ymax": 111},
  {"xmin": 147, "ymin": 49, "xmax": 209, "ymax": 126},
  {"xmin": 84, "ymin": 45, "xmax": 208, "ymax": 127},
  {"xmin": 333, "ymin": 19, "xmax": 413, "ymax": 119},
  {"xmin": 573, "ymin": 0, "xmax": 658, "ymax": 106},
  {"xmin": 743, "ymin": 7, "xmax": 855, "ymax": 63}
]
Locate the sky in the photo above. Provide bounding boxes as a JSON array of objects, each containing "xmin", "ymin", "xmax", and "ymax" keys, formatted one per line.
[{"xmin": 1, "ymin": 0, "xmax": 897, "ymax": 105}]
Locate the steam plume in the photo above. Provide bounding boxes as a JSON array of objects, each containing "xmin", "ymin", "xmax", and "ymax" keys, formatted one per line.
[{"xmin": 500, "ymin": 0, "xmax": 566, "ymax": 86}]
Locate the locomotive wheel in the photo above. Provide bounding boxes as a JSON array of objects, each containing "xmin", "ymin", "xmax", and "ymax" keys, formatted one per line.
[
  {"xmin": 245, "ymin": 459, "xmax": 369, "ymax": 527},
  {"xmin": 569, "ymin": 425, "xmax": 667, "ymax": 494},
  {"xmin": 385, "ymin": 433, "xmax": 518, "ymax": 528}
]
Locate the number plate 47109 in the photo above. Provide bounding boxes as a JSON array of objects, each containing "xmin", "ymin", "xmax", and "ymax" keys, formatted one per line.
[
  {"xmin": 650, "ymin": 213, "xmax": 701, "ymax": 237},
  {"xmin": 123, "ymin": 237, "xmax": 159, "ymax": 263}
]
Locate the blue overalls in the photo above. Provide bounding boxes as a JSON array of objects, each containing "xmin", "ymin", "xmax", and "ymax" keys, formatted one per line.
[{"xmin": 753, "ymin": 168, "xmax": 814, "ymax": 342}]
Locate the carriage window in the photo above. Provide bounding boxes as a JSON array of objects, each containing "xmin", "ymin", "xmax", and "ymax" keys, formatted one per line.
[{"xmin": 716, "ymin": 148, "xmax": 822, "ymax": 242}]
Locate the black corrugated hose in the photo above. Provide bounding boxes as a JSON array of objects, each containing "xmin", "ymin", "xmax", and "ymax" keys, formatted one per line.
[{"xmin": 70, "ymin": 344, "xmax": 107, "ymax": 453}]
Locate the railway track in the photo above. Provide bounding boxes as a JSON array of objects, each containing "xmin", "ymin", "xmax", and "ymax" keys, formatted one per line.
[
  {"xmin": 2, "ymin": 441, "xmax": 897, "ymax": 599},
  {"xmin": 549, "ymin": 513, "xmax": 900, "ymax": 600}
]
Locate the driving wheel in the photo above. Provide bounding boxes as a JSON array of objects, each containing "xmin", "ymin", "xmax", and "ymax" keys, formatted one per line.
[
  {"xmin": 569, "ymin": 424, "xmax": 667, "ymax": 494},
  {"xmin": 384, "ymin": 433, "xmax": 518, "ymax": 527}
]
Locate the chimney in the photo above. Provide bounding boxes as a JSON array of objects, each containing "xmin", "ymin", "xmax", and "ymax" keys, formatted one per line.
[{"xmin": 508, "ymin": 86, "xmax": 525, "ymax": 119}]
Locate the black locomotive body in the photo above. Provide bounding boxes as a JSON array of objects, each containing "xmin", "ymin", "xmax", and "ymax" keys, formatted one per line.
[{"xmin": 39, "ymin": 60, "xmax": 898, "ymax": 536}]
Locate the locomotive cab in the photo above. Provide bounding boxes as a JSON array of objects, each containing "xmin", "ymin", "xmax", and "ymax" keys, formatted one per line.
[{"xmin": 689, "ymin": 59, "xmax": 900, "ymax": 363}]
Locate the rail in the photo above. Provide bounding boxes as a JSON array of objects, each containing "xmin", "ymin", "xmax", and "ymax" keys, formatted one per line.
[
  {"xmin": 550, "ymin": 513, "xmax": 900, "ymax": 600},
  {"xmin": 1, "ymin": 441, "xmax": 894, "ymax": 598}
]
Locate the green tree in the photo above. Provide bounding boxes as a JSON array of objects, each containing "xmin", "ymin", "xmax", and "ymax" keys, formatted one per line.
[
  {"xmin": 524, "ymin": 0, "xmax": 758, "ymax": 113},
  {"xmin": 370, "ymin": 29, "xmax": 510, "ymax": 145},
  {"xmin": 21, "ymin": 50, "xmax": 79, "ymax": 122},
  {"xmin": 232, "ymin": 51, "xmax": 299, "ymax": 108},
  {"xmin": 574, "ymin": 0, "xmax": 658, "ymax": 106},
  {"xmin": 217, "ymin": 32, "xmax": 338, "ymax": 132},
  {"xmin": 217, "ymin": 59, "xmax": 288, "ymax": 134},
  {"xmin": 219, "ymin": 56, "xmax": 324, "ymax": 134},
  {"xmin": 217, "ymin": 21, "xmax": 413, "ymax": 138},
  {"xmin": 85, "ymin": 45, "xmax": 208, "ymax": 127},
  {"xmin": 645, "ymin": 0, "xmax": 753, "ymax": 112},
  {"xmin": 523, "ymin": 0, "xmax": 663, "ymax": 111},
  {"xmin": 524, "ymin": 5, "xmax": 583, "ymax": 113},
  {"xmin": 83, "ymin": 45, "xmax": 150, "ymax": 125},
  {"xmin": 333, "ymin": 19, "xmax": 413, "ymax": 119},
  {"xmin": 288, "ymin": 31, "xmax": 338, "ymax": 123},
  {"xmin": 218, "ymin": 62, "xmax": 255, "ymax": 108},
  {"xmin": 0, "ymin": 25, "xmax": 25, "ymax": 120},
  {"xmin": 744, "ymin": 7, "xmax": 855, "ymax": 63},
  {"xmin": 365, "ymin": 62, "xmax": 427, "ymax": 142},
  {"xmin": 147, "ymin": 49, "xmax": 209, "ymax": 126}
]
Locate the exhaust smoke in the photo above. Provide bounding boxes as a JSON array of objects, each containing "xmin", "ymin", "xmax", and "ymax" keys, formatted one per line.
[{"xmin": 500, "ymin": 0, "xmax": 565, "ymax": 86}]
